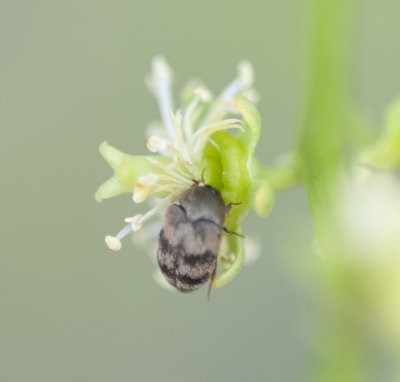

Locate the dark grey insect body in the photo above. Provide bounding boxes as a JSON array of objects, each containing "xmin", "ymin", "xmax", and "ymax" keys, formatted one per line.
[{"xmin": 157, "ymin": 184, "xmax": 227, "ymax": 292}]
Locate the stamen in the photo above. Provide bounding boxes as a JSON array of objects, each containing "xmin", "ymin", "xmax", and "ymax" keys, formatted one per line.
[
  {"xmin": 154, "ymin": 184, "xmax": 183, "ymax": 193},
  {"xmin": 147, "ymin": 136, "xmax": 168, "ymax": 153},
  {"xmin": 146, "ymin": 56, "xmax": 176, "ymax": 140},
  {"xmin": 138, "ymin": 173, "xmax": 159, "ymax": 186},
  {"xmin": 105, "ymin": 224, "xmax": 132, "ymax": 251},
  {"xmin": 170, "ymin": 111, "xmax": 191, "ymax": 163},
  {"xmin": 241, "ymin": 88, "xmax": 260, "ymax": 104},
  {"xmin": 181, "ymin": 88, "xmax": 213, "ymax": 145},
  {"xmin": 146, "ymin": 122, "xmax": 171, "ymax": 156},
  {"xmin": 202, "ymin": 61, "xmax": 254, "ymax": 124},
  {"xmin": 166, "ymin": 144, "xmax": 190, "ymax": 164},
  {"xmin": 192, "ymin": 118, "xmax": 242, "ymax": 141},
  {"xmin": 158, "ymin": 171, "xmax": 192, "ymax": 186},
  {"xmin": 146, "ymin": 156, "xmax": 168, "ymax": 170},
  {"xmin": 125, "ymin": 190, "xmax": 178, "ymax": 235},
  {"xmin": 144, "ymin": 191, "xmax": 182, "ymax": 224},
  {"xmin": 142, "ymin": 194, "xmax": 176, "ymax": 221},
  {"xmin": 174, "ymin": 165, "xmax": 196, "ymax": 179},
  {"xmin": 133, "ymin": 185, "xmax": 150, "ymax": 203},
  {"xmin": 105, "ymin": 236, "xmax": 121, "ymax": 251},
  {"xmin": 219, "ymin": 61, "xmax": 254, "ymax": 101},
  {"xmin": 146, "ymin": 157, "xmax": 196, "ymax": 183},
  {"xmin": 191, "ymin": 119, "xmax": 243, "ymax": 161},
  {"xmin": 133, "ymin": 221, "xmax": 161, "ymax": 246},
  {"xmin": 133, "ymin": 173, "xmax": 159, "ymax": 203},
  {"xmin": 183, "ymin": 96, "xmax": 200, "ymax": 143},
  {"xmin": 194, "ymin": 87, "xmax": 212, "ymax": 102},
  {"xmin": 124, "ymin": 214, "xmax": 144, "ymax": 232}
]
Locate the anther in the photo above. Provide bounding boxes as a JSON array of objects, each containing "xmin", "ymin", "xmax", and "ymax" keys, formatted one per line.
[
  {"xmin": 194, "ymin": 87, "xmax": 212, "ymax": 102},
  {"xmin": 105, "ymin": 236, "xmax": 122, "ymax": 251},
  {"xmin": 147, "ymin": 136, "xmax": 168, "ymax": 153},
  {"xmin": 125, "ymin": 214, "xmax": 144, "ymax": 232},
  {"xmin": 133, "ymin": 173, "xmax": 159, "ymax": 203},
  {"xmin": 104, "ymin": 224, "xmax": 133, "ymax": 251}
]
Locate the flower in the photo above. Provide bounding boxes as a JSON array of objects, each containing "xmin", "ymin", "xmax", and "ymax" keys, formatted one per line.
[{"xmin": 95, "ymin": 56, "xmax": 277, "ymax": 288}]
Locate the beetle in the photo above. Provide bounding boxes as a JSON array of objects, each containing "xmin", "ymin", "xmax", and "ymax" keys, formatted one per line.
[{"xmin": 157, "ymin": 179, "xmax": 239, "ymax": 296}]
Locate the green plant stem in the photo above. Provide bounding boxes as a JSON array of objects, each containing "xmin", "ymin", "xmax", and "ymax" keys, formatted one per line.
[
  {"xmin": 254, "ymin": 159, "xmax": 300, "ymax": 191},
  {"xmin": 297, "ymin": 0, "xmax": 364, "ymax": 381},
  {"xmin": 298, "ymin": 0, "xmax": 356, "ymax": 250}
]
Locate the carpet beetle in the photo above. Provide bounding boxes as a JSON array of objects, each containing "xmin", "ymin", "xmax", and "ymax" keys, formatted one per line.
[{"xmin": 157, "ymin": 180, "xmax": 237, "ymax": 295}]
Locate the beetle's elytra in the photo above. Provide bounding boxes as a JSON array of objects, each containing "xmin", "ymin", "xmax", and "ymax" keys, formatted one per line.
[{"xmin": 157, "ymin": 183, "xmax": 228, "ymax": 293}]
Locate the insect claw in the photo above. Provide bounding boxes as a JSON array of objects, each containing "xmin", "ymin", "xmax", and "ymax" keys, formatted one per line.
[
  {"xmin": 222, "ymin": 226, "xmax": 244, "ymax": 238},
  {"xmin": 226, "ymin": 201, "xmax": 241, "ymax": 214}
]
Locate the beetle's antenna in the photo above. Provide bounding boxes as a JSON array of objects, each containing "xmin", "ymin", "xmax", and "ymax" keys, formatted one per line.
[
  {"xmin": 191, "ymin": 168, "xmax": 206, "ymax": 187},
  {"xmin": 200, "ymin": 168, "xmax": 206, "ymax": 184}
]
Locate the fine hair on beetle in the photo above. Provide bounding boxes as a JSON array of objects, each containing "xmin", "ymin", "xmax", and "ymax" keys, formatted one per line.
[{"xmin": 157, "ymin": 172, "xmax": 241, "ymax": 299}]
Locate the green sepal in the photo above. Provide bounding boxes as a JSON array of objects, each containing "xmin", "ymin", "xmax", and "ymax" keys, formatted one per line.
[
  {"xmin": 361, "ymin": 99, "xmax": 400, "ymax": 168},
  {"xmin": 95, "ymin": 141, "xmax": 171, "ymax": 202},
  {"xmin": 235, "ymin": 96, "xmax": 262, "ymax": 158},
  {"xmin": 212, "ymin": 233, "xmax": 244, "ymax": 289}
]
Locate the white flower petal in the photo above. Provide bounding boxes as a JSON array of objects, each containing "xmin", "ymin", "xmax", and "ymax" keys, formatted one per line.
[{"xmin": 146, "ymin": 56, "xmax": 175, "ymax": 140}]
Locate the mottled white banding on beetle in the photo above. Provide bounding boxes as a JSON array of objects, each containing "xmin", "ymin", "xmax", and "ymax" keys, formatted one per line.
[{"xmin": 157, "ymin": 184, "xmax": 227, "ymax": 293}]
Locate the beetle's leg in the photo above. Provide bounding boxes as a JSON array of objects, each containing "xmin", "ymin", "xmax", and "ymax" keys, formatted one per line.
[
  {"xmin": 222, "ymin": 226, "xmax": 244, "ymax": 238},
  {"xmin": 207, "ymin": 262, "xmax": 217, "ymax": 302},
  {"xmin": 225, "ymin": 201, "xmax": 241, "ymax": 214}
]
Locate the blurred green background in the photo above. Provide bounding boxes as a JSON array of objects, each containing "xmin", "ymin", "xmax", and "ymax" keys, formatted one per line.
[{"xmin": 1, "ymin": 0, "xmax": 399, "ymax": 381}]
